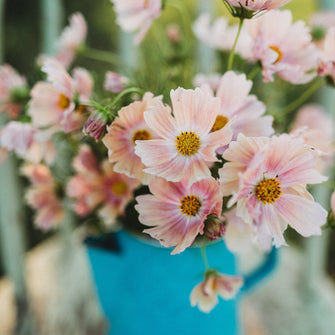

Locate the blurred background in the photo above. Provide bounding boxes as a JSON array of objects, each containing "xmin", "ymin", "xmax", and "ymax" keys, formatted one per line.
[{"xmin": 1, "ymin": 0, "xmax": 335, "ymax": 334}]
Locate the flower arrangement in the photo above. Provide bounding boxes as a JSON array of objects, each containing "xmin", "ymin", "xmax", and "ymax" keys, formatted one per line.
[{"xmin": 1, "ymin": 0, "xmax": 335, "ymax": 315}]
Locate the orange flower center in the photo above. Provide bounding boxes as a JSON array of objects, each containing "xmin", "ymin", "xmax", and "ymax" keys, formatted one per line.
[
  {"xmin": 179, "ymin": 195, "xmax": 201, "ymax": 216},
  {"xmin": 256, "ymin": 178, "xmax": 282, "ymax": 204},
  {"xmin": 132, "ymin": 129, "xmax": 152, "ymax": 144},
  {"xmin": 175, "ymin": 131, "xmax": 200, "ymax": 156},
  {"xmin": 111, "ymin": 180, "xmax": 128, "ymax": 196},
  {"xmin": 58, "ymin": 93, "xmax": 71, "ymax": 110},
  {"xmin": 211, "ymin": 115, "xmax": 229, "ymax": 132},
  {"xmin": 269, "ymin": 45, "xmax": 283, "ymax": 64},
  {"xmin": 76, "ymin": 104, "xmax": 88, "ymax": 114}
]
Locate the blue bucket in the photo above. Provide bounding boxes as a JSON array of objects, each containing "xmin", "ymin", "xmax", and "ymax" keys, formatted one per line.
[{"xmin": 86, "ymin": 230, "xmax": 277, "ymax": 335}]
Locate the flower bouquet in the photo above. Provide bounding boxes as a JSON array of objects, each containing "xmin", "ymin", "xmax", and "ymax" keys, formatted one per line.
[{"xmin": 1, "ymin": 0, "xmax": 335, "ymax": 333}]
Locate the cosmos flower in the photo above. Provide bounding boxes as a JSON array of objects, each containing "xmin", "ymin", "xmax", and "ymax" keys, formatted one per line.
[
  {"xmin": 317, "ymin": 27, "xmax": 335, "ymax": 84},
  {"xmin": 135, "ymin": 177, "xmax": 223, "ymax": 254},
  {"xmin": 110, "ymin": 0, "xmax": 162, "ymax": 44},
  {"xmin": 135, "ymin": 87, "xmax": 232, "ymax": 185},
  {"xmin": 103, "ymin": 92, "xmax": 163, "ymax": 184},
  {"xmin": 247, "ymin": 10, "xmax": 319, "ymax": 83},
  {"xmin": 104, "ymin": 71, "xmax": 129, "ymax": 94},
  {"xmin": 219, "ymin": 134, "xmax": 328, "ymax": 248},
  {"xmin": 190, "ymin": 270, "xmax": 243, "ymax": 313}
]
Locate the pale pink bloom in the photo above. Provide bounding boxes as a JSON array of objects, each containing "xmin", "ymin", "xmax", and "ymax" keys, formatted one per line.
[
  {"xmin": 0, "ymin": 64, "xmax": 27, "ymax": 118},
  {"xmin": 310, "ymin": 11, "xmax": 335, "ymax": 31},
  {"xmin": 190, "ymin": 271, "xmax": 243, "ymax": 313},
  {"xmin": 110, "ymin": 0, "xmax": 162, "ymax": 44},
  {"xmin": 135, "ymin": 177, "xmax": 223, "ymax": 254},
  {"xmin": 290, "ymin": 104, "xmax": 334, "ymax": 171},
  {"xmin": 247, "ymin": 10, "xmax": 319, "ymax": 83},
  {"xmin": 103, "ymin": 92, "xmax": 163, "ymax": 184},
  {"xmin": 193, "ymin": 73, "xmax": 222, "ymax": 92},
  {"xmin": 135, "ymin": 88, "xmax": 232, "ymax": 185},
  {"xmin": 201, "ymin": 71, "xmax": 274, "ymax": 149},
  {"xmin": 223, "ymin": 207, "xmax": 259, "ymax": 253},
  {"xmin": 55, "ymin": 13, "xmax": 87, "ymax": 68},
  {"xmin": 220, "ymin": 134, "xmax": 328, "ymax": 248},
  {"xmin": 223, "ymin": 0, "xmax": 291, "ymax": 12},
  {"xmin": 317, "ymin": 27, "xmax": 335, "ymax": 84},
  {"xmin": 104, "ymin": 71, "xmax": 129, "ymax": 94},
  {"xmin": 22, "ymin": 164, "xmax": 63, "ymax": 231},
  {"xmin": 331, "ymin": 192, "xmax": 335, "ymax": 214},
  {"xmin": 193, "ymin": 14, "xmax": 253, "ymax": 60}
]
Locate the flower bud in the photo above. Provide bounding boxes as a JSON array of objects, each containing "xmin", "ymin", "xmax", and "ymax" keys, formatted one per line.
[
  {"xmin": 204, "ymin": 214, "xmax": 226, "ymax": 241},
  {"xmin": 83, "ymin": 110, "xmax": 108, "ymax": 142}
]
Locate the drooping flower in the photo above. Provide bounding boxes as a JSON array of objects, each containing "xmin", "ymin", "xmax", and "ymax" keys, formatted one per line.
[
  {"xmin": 0, "ymin": 64, "xmax": 27, "ymax": 118},
  {"xmin": 219, "ymin": 134, "xmax": 328, "ymax": 248},
  {"xmin": 135, "ymin": 87, "xmax": 232, "ymax": 185},
  {"xmin": 28, "ymin": 59, "xmax": 93, "ymax": 133},
  {"xmin": 247, "ymin": 10, "xmax": 319, "ymax": 83},
  {"xmin": 193, "ymin": 14, "xmax": 253, "ymax": 60},
  {"xmin": 55, "ymin": 13, "xmax": 87, "ymax": 68},
  {"xmin": 290, "ymin": 104, "xmax": 334, "ymax": 171},
  {"xmin": 200, "ymin": 71, "xmax": 274, "ymax": 150},
  {"xmin": 135, "ymin": 177, "xmax": 223, "ymax": 254},
  {"xmin": 223, "ymin": 0, "xmax": 291, "ymax": 18},
  {"xmin": 110, "ymin": 0, "xmax": 162, "ymax": 44},
  {"xmin": 103, "ymin": 92, "xmax": 163, "ymax": 184},
  {"xmin": 22, "ymin": 164, "xmax": 63, "ymax": 231},
  {"xmin": 190, "ymin": 270, "xmax": 243, "ymax": 313},
  {"xmin": 104, "ymin": 71, "xmax": 129, "ymax": 94},
  {"xmin": 67, "ymin": 145, "xmax": 139, "ymax": 228}
]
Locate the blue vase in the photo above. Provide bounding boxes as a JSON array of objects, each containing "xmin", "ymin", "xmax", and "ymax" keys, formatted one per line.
[{"xmin": 86, "ymin": 231, "xmax": 277, "ymax": 335}]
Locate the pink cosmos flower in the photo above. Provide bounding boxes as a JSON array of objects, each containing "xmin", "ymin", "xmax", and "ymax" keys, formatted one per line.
[
  {"xmin": 317, "ymin": 27, "xmax": 335, "ymax": 84},
  {"xmin": 135, "ymin": 177, "xmax": 223, "ymax": 254},
  {"xmin": 193, "ymin": 14, "xmax": 253, "ymax": 60},
  {"xmin": 28, "ymin": 59, "xmax": 93, "ymax": 133},
  {"xmin": 104, "ymin": 71, "xmax": 129, "ymax": 94},
  {"xmin": 200, "ymin": 71, "xmax": 274, "ymax": 149},
  {"xmin": 290, "ymin": 104, "xmax": 334, "ymax": 171},
  {"xmin": 22, "ymin": 164, "xmax": 63, "ymax": 231},
  {"xmin": 190, "ymin": 270, "xmax": 243, "ymax": 313},
  {"xmin": 247, "ymin": 10, "xmax": 319, "ymax": 83},
  {"xmin": 223, "ymin": 0, "xmax": 291, "ymax": 14},
  {"xmin": 135, "ymin": 88, "xmax": 232, "ymax": 185},
  {"xmin": 193, "ymin": 73, "xmax": 222, "ymax": 92},
  {"xmin": 103, "ymin": 92, "xmax": 163, "ymax": 184},
  {"xmin": 55, "ymin": 13, "xmax": 87, "ymax": 68},
  {"xmin": 0, "ymin": 64, "xmax": 27, "ymax": 118},
  {"xmin": 310, "ymin": 11, "xmax": 335, "ymax": 32},
  {"xmin": 219, "ymin": 134, "xmax": 328, "ymax": 248},
  {"xmin": 110, "ymin": 0, "xmax": 162, "ymax": 44},
  {"xmin": 67, "ymin": 145, "xmax": 139, "ymax": 227}
]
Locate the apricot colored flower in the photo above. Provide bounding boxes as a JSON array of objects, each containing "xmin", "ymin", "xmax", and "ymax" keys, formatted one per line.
[
  {"xmin": 219, "ymin": 134, "xmax": 328, "ymax": 248},
  {"xmin": 103, "ymin": 92, "xmax": 162, "ymax": 184},
  {"xmin": 110, "ymin": 0, "xmax": 162, "ymax": 44},
  {"xmin": 190, "ymin": 270, "xmax": 243, "ymax": 313},
  {"xmin": 135, "ymin": 177, "xmax": 222, "ymax": 254},
  {"xmin": 247, "ymin": 10, "xmax": 318, "ymax": 83},
  {"xmin": 0, "ymin": 64, "xmax": 27, "ymax": 118},
  {"xmin": 135, "ymin": 88, "xmax": 232, "ymax": 185}
]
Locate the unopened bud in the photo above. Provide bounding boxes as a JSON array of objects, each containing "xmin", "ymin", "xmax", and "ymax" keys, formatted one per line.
[
  {"xmin": 204, "ymin": 214, "xmax": 226, "ymax": 241},
  {"xmin": 83, "ymin": 110, "xmax": 107, "ymax": 142}
]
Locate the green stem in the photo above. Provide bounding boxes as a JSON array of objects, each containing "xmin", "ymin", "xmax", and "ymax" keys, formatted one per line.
[
  {"xmin": 108, "ymin": 87, "xmax": 144, "ymax": 109},
  {"xmin": 273, "ymin": 78, "xmax": 326, "ymax": 119},
  {"xmin": 82, "ymin": 47, "xmax": 122, "ymax": 67},
  {"xmin": 247, "ymin": 64, "xmax": 261, "ymax": 80},
  {"xmin": 200, "ymin": 244, "xmax": 210, "ymax": 271},
  {"xmin": 227, "ymin": 18, "xmax": 244, "ymax": 71}
]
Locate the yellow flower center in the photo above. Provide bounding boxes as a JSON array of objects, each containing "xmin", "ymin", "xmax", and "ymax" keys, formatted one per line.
[
  {"xmin": 175, "ymin": 131, "xmax": 200, "ymax": 156},
  {"xmin": 111, "ymin": 180, "xmax": 128, "ymax": 196},
  {"xmin": 269, "ymin": 45, "xmax": 283, "ymax": 64},
  {"xmin": 211, "ymin": 115, "xmax": 229, "ymax": 132},
  {"xmin": 179, "ymin": 195, "xmax": 201, "ymax": 216},
  {"xmin": 256, "ymin": 178, "xmax": 282, "ymax": 204},
  {"xmin": 132, "ymin": 129, "xmax": 152, "ymax": 144},
  {"xmin": 58, "ymin": 93, "xmax": 71, "ymax": 110},
  {"xmin": 76, "ymin": 104, "xmax": 88, "ymax": 114}
]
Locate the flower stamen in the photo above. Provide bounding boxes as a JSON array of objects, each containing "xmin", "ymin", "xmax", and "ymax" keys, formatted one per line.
[
  {"xmin": 175, "ymin": 131, "xmax": 200, "ymax": 156},
  {"xmin": 256, "ymin": 178, "xmax": 282, "ymax": 204},
  {"xmin": 111, "ymin": 180, "xmax": 128, "ymax": 195},
  {"xmin": 132, "ymin": 129, "xmax": 152, "ymax": 144},
  {"xmin": 211, "ymin": 115, "xmax": 229, "ymax": 132},
  {"xmin": 58, "ymin": 93, "xmax": 71, "ymax": 109},
  {"xmin": 180, "ymin": 195, "xmax": 201, "ymax": 216},
  {"xmin": 269, "ymin": 45, "xmax": 283, "ymax": 64}
]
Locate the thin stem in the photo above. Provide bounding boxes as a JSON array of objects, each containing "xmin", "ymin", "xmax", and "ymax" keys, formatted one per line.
[
  {"xmin": 200, "ymin": 244, "xmax": 210, "ymax": 271},
  {"xmin": 227, "ymin": 18, "xmax": 244, "ymax": 71},
  {"xmin": 82, "ymin": 47, "xmax": 123, "ymax": 67},
  {"xmin": 272, "ymin": 78, "xmax": 326, "ymax": 119},
  {"xmin": 108, "ymin": 87, "xmax": 144, "ymax": 109},
  {"xmin": 247, "ymin": 64, "xmax": 261, "ymax": 80}
]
